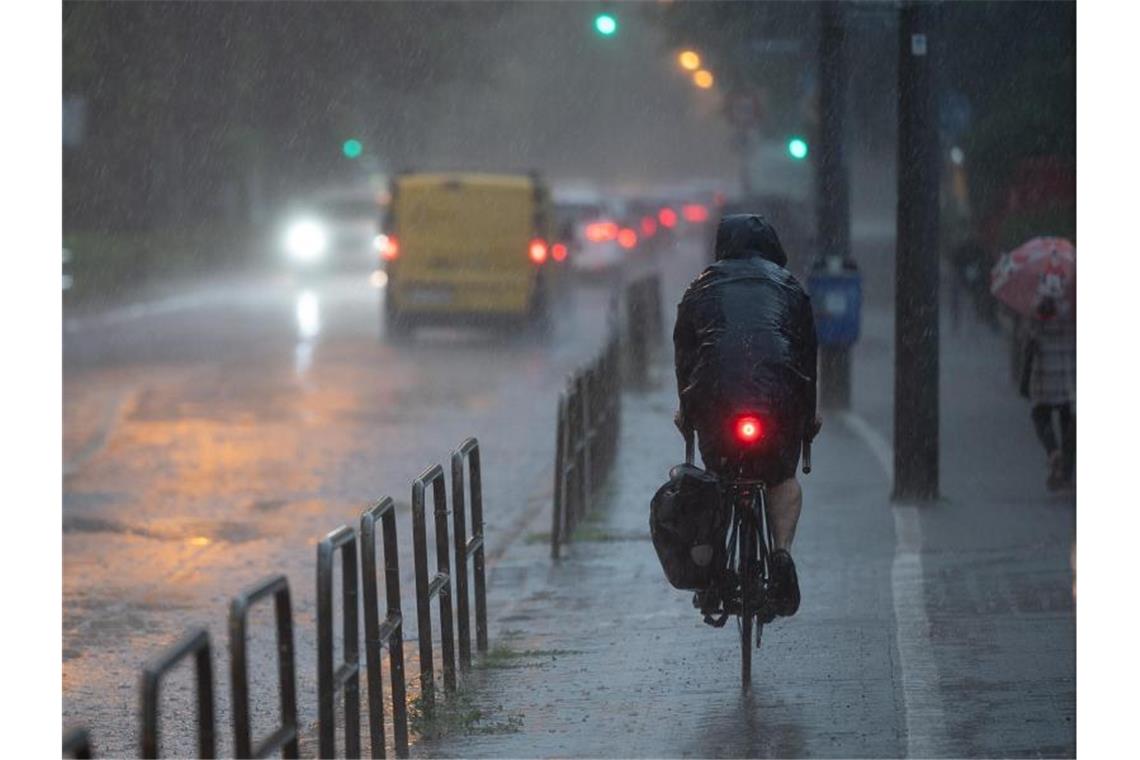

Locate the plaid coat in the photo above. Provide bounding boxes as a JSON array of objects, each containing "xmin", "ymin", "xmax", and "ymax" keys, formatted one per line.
[{"xmin": 1030, "ymin": 319, "xmax": 1076, "ymax": 406}]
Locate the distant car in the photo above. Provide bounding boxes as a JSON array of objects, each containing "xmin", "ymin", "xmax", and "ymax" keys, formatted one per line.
[
  {"xmin": 381, "ymin": 172, "xmax": 564, "ymax": 339},
  {"xmin": 279, "ymin": 187, "xmax": 386, "ymax": 273}
]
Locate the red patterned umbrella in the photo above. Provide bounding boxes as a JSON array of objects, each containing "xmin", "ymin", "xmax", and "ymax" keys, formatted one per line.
[{"xmin": 990, "ymin": 236, "xmax": 1075, "ymax": 320}]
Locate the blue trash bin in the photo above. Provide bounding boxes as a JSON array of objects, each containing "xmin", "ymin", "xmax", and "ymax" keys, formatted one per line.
[{"xmin": 808, "ymin": 264, "xmax": 862, "ymax": 347}]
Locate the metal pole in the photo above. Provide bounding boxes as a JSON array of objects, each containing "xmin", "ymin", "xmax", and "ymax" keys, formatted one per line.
[
  {"xmin": 893, "ymin": 1, "xmax": 941, "ymax": 501},
  {"xmin": 816, "ymin": 0, "xmax": 854, "ymax": 411}
]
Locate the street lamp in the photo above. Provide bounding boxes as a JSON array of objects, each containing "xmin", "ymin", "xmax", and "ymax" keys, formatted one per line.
[
  {"xmin": 693, "ymin": 69, "xmax": 714, "ymax": 89},
  {"xmin": 678, "ymin": 50, "xmax": 701, "ymax": 71}
]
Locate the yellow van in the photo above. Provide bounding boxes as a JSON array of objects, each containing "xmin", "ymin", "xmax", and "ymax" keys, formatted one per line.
[{"xmin": 380, "ymin": 172, "xmax": 562, "ymax": 339}]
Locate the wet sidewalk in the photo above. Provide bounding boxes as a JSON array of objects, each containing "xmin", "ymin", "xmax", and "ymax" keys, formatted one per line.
[
  {"xmin": 411, "ymin": 302, "xmax": 1075, "ymax": 758},
  {"xmin": 412, "ymin": 362, "xmax": 907, "ymax": 758}
]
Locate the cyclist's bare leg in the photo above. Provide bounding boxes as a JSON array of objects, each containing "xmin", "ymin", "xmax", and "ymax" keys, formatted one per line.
[{"xmin": 766, "ymin": 477, "xmax": 802, "ymax": 551}]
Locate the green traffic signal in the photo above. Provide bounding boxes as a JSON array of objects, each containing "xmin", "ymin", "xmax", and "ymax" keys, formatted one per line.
[
  {"xmin": 594, "ymin": 13, "xmax": 617, "ymax": 36},
  {"xmin": 342, "ymin": 139, "xmax": 363, "ymax": 159},
  {"xmin": 787, "ymin": 137, "xmax": 809, "ymax": 160}
]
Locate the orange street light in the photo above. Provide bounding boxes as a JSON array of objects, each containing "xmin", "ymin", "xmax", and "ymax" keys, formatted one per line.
[
  {"xmin": 678, "ymin": 50, "xmax": 701, "ymax": 71},
  {"xmin": 693, "ymin": 69, "xmax": 714, "ymax": 89}
]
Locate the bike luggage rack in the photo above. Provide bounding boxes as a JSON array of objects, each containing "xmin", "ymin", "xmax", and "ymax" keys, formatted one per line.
[
  {"xmin": 411, "ymin": 464, "xmax": 456, "ymax": 712},
  {"xmin": 360, "ymin": 496, "xmax": 409, "ymax": 759},
  {"xmin": 140, "ymin": 628, "xmax": 216, "ymax": 758},
  {"xmin": 316, "ymin": 525, "xmax": 361, "ymax": 758},
  {"xmin": 229, "ymin": 574, "xmax": 299, "ymax": 759},
  {"xmin": 451, "ymin": 437, "xmax": 489, "ymax": 668}
]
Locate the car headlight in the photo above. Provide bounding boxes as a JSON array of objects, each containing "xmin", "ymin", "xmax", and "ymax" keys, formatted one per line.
[{"xmin": 284, "ymin": 219, "xmax": 329, "ymax": 264}]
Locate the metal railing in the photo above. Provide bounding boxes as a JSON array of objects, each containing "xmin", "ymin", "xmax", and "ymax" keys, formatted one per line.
[
  {"xmin": 550, "ymin": 274, "xmax": 665, "ymax": 558},
  {"xmin": 65, "ymin": 437, "xmax": 489, "ymax": 759},
  {"xmin": 450, "ymin": 438, "xmax": 488, "ymax": 668},
  {"xmin": 360, "ymin": 497, "xmax": 409, "ymax": 758},
  {"xmin": 229, "ymin": 575, "xmax": 299, "ymax": 759},
  {"xmin": 141, "ymin": 628, "xmax": 216, "ymax": 758},
  {"xmin": 624, "ymin": 274, "xmax": 666, "ymax": 388},
  {"xmin": 63, "ymin": 727, "xmax": 93, "ymax": 759},
  {"xmin": 317, "ymin": 525, "xmax": 361, "ymax": 758},
  {"xmin": 411, "ymin": 464, "xmax": 456, "ymax": 711}
]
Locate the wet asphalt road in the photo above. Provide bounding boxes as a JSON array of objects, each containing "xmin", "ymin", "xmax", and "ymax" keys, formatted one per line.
[
  {"xmin": 62, "ymin": 229, "xmax": 1075, "ymax": 758},
  {"xmin": 61, "ymin": 254, "xmax": 647, "ymax": 756}
]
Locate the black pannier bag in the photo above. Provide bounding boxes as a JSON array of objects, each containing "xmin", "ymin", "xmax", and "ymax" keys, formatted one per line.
[{"xmin": 649, "ymin": 463, "xmax": 729, "ymax": 590}]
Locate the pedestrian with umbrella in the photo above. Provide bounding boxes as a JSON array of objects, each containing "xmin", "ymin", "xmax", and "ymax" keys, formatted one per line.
[{"xmin": 991, "ymin": 236, "xmax": 1076, "ymax": 491}]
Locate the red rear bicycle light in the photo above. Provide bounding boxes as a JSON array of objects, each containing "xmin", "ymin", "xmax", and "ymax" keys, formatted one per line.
[
  {"xmin": 529, "ymin": 238, "xmax": 548, "ymax": 264},
  {"xmin": 734, "ymin": 416, "xmax": 764, "ymax": 444},
  {"xmin": 658, "ymin": 207, "xmax": 678, "ymax": 228},
  {"xmin": 551, "ymin": 242, "xmax": 567, "ymax": 262}
]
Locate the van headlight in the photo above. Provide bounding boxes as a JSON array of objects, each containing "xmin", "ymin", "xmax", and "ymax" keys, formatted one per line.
[{"xmin": 284, "ymin": 219, "xmax": 329, "ymax": 264}]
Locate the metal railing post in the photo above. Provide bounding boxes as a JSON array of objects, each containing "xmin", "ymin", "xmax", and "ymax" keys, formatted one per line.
[
  {"xmin": 317, "ymin": 525, "xmax": 361, "ymax": 759},
  {"xmin": 229, "ymin": 575, "xmax": 298, "ymax": 759},
  {"xmin": 551, "ymin": 393, "xmax": 568, "ymax": 559},
  {"xmin": 63, "ymin": 728, "xmax": 93, "ymax": 759},
  {"xmin": 626, "ymin": 280, "xmax": 649, "ymax": 388},
  {"xmin": 577, "ymin": 373, "xmax": 592, "ymax": 519},
  {"xmin": 361, "ymin": 497, "xmax": 409, "ymax": 758},
  {"xmin": 141, "ymin": 628, "xmax": 215, "ymax": 759},
  {"xmin": 411, "ymin": 465, "xmax": 456, "ymax": 714},
  {"xmin": 451, "ymin": 437, "xmax": 488, "ymax": 664}
]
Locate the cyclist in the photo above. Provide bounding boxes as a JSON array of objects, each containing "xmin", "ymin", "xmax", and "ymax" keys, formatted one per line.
[{"xmin": 673, "ymin": 213, "xmax": 821, "ymax": 618}]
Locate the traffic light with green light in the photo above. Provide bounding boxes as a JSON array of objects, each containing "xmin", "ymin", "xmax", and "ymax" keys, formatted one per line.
[
  {"xmin": 787, "ymin": 137, "xmax": 809, "ymax": 161},
  {"xmin": 594, "ymin": 12, "xmax": 617, "ymax": 36},
  {"xmin": 342, "ymin": 139, "xmax": 363, "ymax": 159}
]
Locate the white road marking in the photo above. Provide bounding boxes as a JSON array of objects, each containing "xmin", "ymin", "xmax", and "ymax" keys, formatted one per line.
[{"xmin": 840, "ymin": 410, "xmax": 948, "ymax": 758}]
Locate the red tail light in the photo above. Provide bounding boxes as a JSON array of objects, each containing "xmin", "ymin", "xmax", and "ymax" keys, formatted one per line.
[
  {"xmin": 658, "ymin": 207, "xmax": 678, "ymax": 228},
  {"xmin": 551, "ymin": 242, "xmax": 568, "ymax": 262},
  {"xmin": 380, "ymin": 234, "xmax": 399, "ymax": 261},
  {"xmin": 734, "ymin": 415, "xmax": 764, "ymax": 444},
  {"xmin": 529, "ymin": 238, "xmax": 548, "ymax": 264},
  {"xmin": 585, "ymin": 220, "xmax": 618, "ymax": 243},
  {"xmin": 682, "ymin": 203, "xmax": 709, "ymax": 223},
  {"xmin": 617, "ymin": 228, "xmax": 638, "ymax": 250},
  {"xmin": 640, "ymin": 216, "xmax": 658, "ymax": 237}
]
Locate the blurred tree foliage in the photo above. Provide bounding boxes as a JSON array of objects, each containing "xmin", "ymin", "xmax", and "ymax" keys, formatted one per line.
[
  {"xmin": 648, "ymin": 0, "xmax": 1074, "ymax": 233},
  {"xmin": 63, "ymin": 1, "xmax": 505, "ymax": 232},
  {"xmin": 943, "ymin": 2, "xmax": 1075, "ymax": 231},
  {"xmin": 649, "ymin": 1, "xmax": 821, "ymax": 141}
]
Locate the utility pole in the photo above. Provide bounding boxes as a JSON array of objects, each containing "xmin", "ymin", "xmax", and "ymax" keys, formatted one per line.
[
  {"xmin": 814, "ymin": 0, "xmax": 855, "ymax": 410},
  {"xmin": 893, "ymin": 1, "xmax": 941, "ymax": 501}
]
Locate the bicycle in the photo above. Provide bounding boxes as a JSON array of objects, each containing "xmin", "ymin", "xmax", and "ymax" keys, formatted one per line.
[{"xmin": 684, "ymin": 415, "xmax": 812, "ymax": 689}]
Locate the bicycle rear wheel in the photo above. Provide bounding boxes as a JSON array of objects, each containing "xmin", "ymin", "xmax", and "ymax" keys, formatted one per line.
[{"xmin": 739, "ymin": 508, "xmax": 757, "ymax": 689}]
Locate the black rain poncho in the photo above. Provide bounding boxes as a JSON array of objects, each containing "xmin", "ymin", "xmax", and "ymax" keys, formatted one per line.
[{"xmin": 673, "ymin": 214, "xmax": 818, "ymax": 436}]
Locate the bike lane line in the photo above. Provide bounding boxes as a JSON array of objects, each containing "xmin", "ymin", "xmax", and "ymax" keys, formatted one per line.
[{"xmin": 841, "ymin": 410, "xmax": 949, "ymax": 758}]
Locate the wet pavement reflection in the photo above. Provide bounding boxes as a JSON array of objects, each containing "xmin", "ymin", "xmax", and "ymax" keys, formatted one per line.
[{"xmin": 62, "ymin": 265, "xmax": 621, "ymax": 755}]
